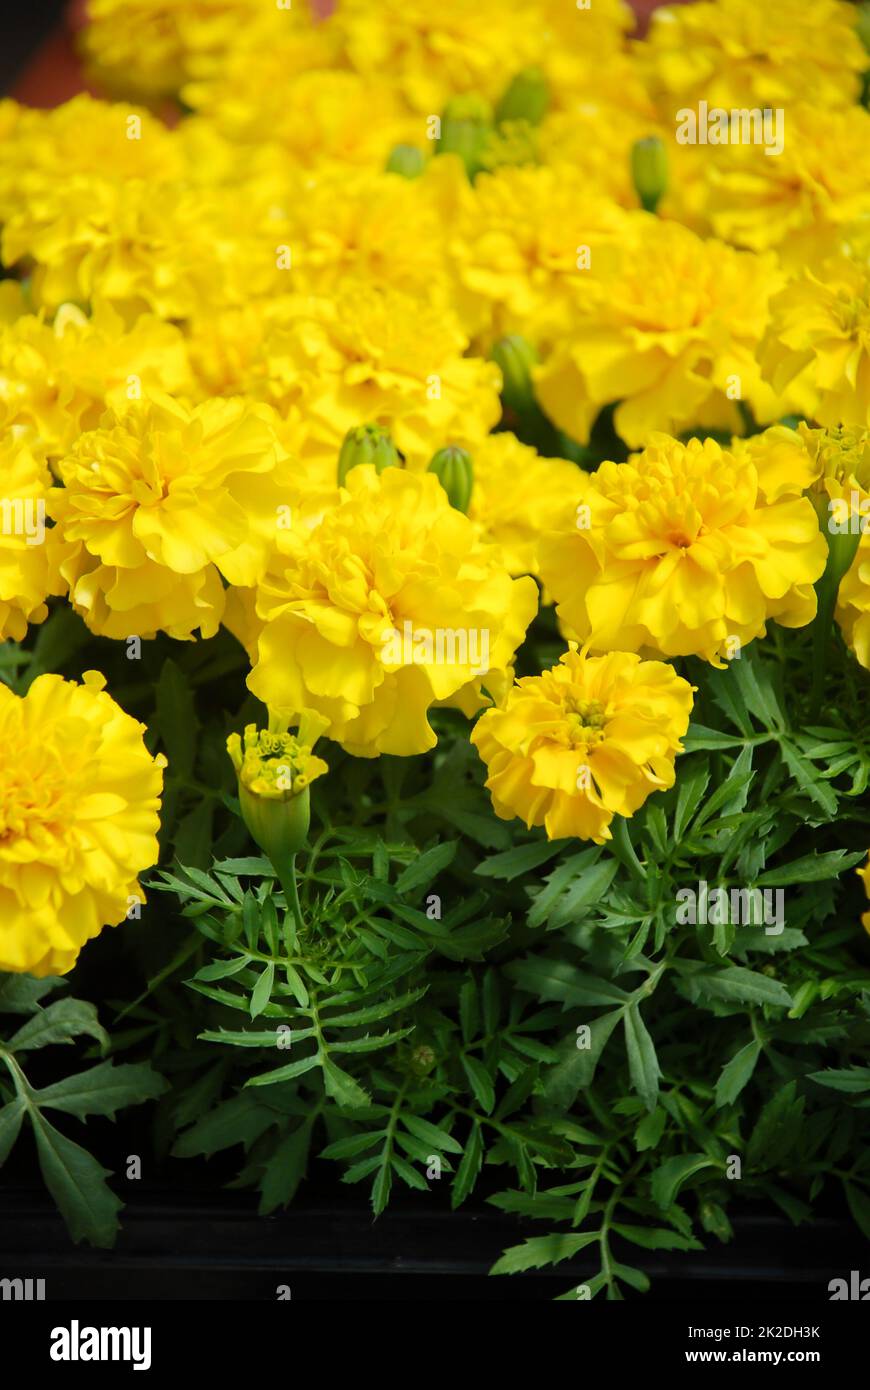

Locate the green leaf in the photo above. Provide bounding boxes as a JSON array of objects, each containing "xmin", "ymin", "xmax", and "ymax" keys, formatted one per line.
[
  {"xmin": 747, "ymin": 1082, "xmax": 805, "ymax": 1168},
  {"xmin": 844, "ymin": 1182, "xmax": 870, "ymax": 1241},
  {"xmin": 635, "ymin": 1106, "xmax": 667, "ymax": 1152},
  {"xmin": 542, "ymin": 1009, "xmax": 624, "ymax": 1108},
  {"xmin": 321, "ymin": 1055, "xmax": 370, "ymax": 1109},
  {"xmin": 156, "ymin": 657, "xmax": 197, "ymax": 779},
  {"xmin": 651, "ymin": 1153, "xmax": 716, "ymax": 1209},
  {"xmin": 475, "ymin": 839, "xmax": 567, "ymax": 881},
  {"xmin": 451, "ymin": 1121, "xmax": 483, "ymax": 1208},
  {"xmin": 31, "ymin": 1112, "xmax": 122, "ymax": 1247},
  {"xmin": 715, "ymin": 1041, "xmax": 761, "ymax": 1107},
  {"xmin": 402, "ymin": 1114, "xmax": 464, "ymax": 1154},
  {"xmin": 0, "ymin": 975, "xmax": 62, "ymax": 1016},
  {"xmin": 259, "ymin": 1123, "xmax": 313, "ymax": 1214},
  {"xmin": 694, "ymin": 966, "xmax": 792, "ymax": 1009},
  {"xmin": 673, "ymin": 761, "xmax": 711, "ymax": 840},
  {"xmin": 172, "ymin": 1093, "xmax": 277, "ymax": 1157},
  {"xmin": 491, "ymin": 1232, "xmax": 598, "ymax": 1274},
  {"xmin": 461, "ymin": 1054, "xmax": 495, "ymax": 1114},
  {"xmin": 33, "ymin": 1062, "xmax": 166, "ymax": 1119},
  {"xmin": 547, "ymin": 859, "xmax": 619, "ymax": 930},
  {"xmin": 623, "ymin": 1002, "xmax": 660, "ymax": 1112},
  {"xmin": 807, "ymin": 1066, "xmax": 870, "ymax": 1093},
  {"xmin": 5, "ymin": 998, "xmax": 108, "ymax": 1053},
  {"xmin": 612, "ymin": 1224, "xmax": 702, "ymax": 1252},
  {"xmin": 755, "ymin": 850, "xmax": 865, "ymax": 887},
  {"xmin": 508, "ymin": 958, "xmax": 629, "ymax": 1008},
  {"xmin": 394, "ymin": 841, "xmax": 457, "ymax": 894},
  {"xmin": 0, "ymin": 1098, "xmax": 25, "ymax": 1166},
  {"xmin": 245, "ymin": 1053, "xmax": 321, "ymax": 1088},
  {"xmin": 250, "ymin": 963, "xmax": 275, "ymax": 1019}
]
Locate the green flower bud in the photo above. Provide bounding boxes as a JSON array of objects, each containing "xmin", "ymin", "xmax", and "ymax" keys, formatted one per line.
[
  {"xmin": 490, "ymin": 333, "xmax": 540, "ymax": 416},
  {"xmin": 437, "ymin": 94, "xmax": 495, "ymax": 180},
  {"xmin": 427, "ymin": 444, "xmax": 474, "ymax": 513},
  {"xmin": 631, "ymin": 136, "xmax": 668, "ymax": 214},
  {"xmin": 857, "ymin": 2, "xmax": 870, "ymax": 55},
  {"xmin": 227, "ymin": 712, "xmax": 329, "ymax": 866},
  {"xmin": 495, "ymin": 67, "xmax": 549, "ymax": 127},
  {"xmin": 337, "ymin": 424, "xmax": 400, "ymax": 487},
  {"xmin": 811, "ymin": 488, "xmax": 863, "ymax": 591},
  {"xmin": 386, "ymin": 144, "xmax": 426, "ymax": 179}
]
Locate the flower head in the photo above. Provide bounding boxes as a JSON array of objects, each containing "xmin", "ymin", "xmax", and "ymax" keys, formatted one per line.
[
  {"xmin": 0, "ymin": 434, "xmax": 64, "ymax": 641},
  {"xmin": 227, "ymin": 712, "xmax": 329, "ymax": 865},
  {"xmin": 471, "ymin": 647, "xmax": 693, "ymax": 844},
  {"xmin": 50, "ymin": 393, "xmax": 300, "ymax": 640},
  {"xmin": 534, "ymin": 220, "xmax": 787, "ymax": 449},
  {"xmin": 248, "ymin": 465, "xmax": 539, "ymax": 757},
  {"xmin": 539, "ymin": 433, "xmax": 827, "ymax": 665},
  {"xmin": 0, "ymin": 671, "xmax": 165, "ymax": 975}
]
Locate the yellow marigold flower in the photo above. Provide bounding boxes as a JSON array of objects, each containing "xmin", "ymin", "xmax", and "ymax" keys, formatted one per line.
[
  {"xmin": 471, "ymin": 646, "xmax": 694, "ymax": 844},
  {"xmin": 227, "ymin": 712, "xmax": 329, "ymax": 867},
  {"xmin": 536, "ymin": 105, "xmax": 664, "ymax": 210},
  {"xmin": 642, "ymin": 0, "xmax": 865, "ymax": 112},
  {"xmin": 335, "ymin": 0, "xmax": 541, "ymax": 114},
  {"xmin": 0, "ymin": 670, "xmax": 165, "ymax": 976},
  {"xmin": 533, "ymin": 0, "xmax": 640, "ymax": 114},
  {"xmin": 796, "ymin": 424, "xmax": 870, "ymax": 671},
  {"xmin": 469, "ymin": 433, "xmax": 586, "ymax": 578},
  {"xmin": 0, "ymin": 300, "xmax": 191, "ymax": 460},
  {"xmin": 700, "ymin": 105, "xmax": 870, "ymax": 264},
  {"xmin": 49, "ymin": 393, "xmax": 301, "ymax": 641},
  {"xmin": 534, "ymin": 220, "xmax": 786, "ymax": 449},
  {"xmin": 274, "ymin": 166, "xmax": 456, "ymax": 310},
  {"xmin": 82, "ymin": 0, "xmax": 305, "ymax": 102},
  {"xmin": 730, "ymin": 424, "xmax": 820, "ymax": 504},
  {"xmin": 448, "ymin": 164, "xmax": 633, "ymax": 349},
  {"xmin": 538, "ymin": 433, "xmax": 827, "ymax": 666},
  {"xmin": 248, "ymin": 466, "xmax": 539, "ymax": 758},
  {"xmin": 759, "ymin": 254, "xmax": 870, "ymax": 430},
  {"xmin": 187, "ymin": 284, "xmax": 502, "ymax": 473},
  {"xmin": 0, "ymin": 435, "xmax": 64, "ymax": 641},
  {"xmin": 186, "ymin": 65, "xmax": 415, "ymax": 173}
]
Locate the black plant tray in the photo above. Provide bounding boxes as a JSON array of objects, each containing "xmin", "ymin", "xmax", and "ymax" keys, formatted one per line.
[{"xmin": 1, "ymin": 1182, "xmax": 865, "ymax": 1301}]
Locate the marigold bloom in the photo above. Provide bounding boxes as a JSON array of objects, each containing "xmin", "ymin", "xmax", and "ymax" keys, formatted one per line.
[
  {"xmin": 0, "ymin": 300, "xmax": 191, "ymax": 460},
  {"xmin": 471, "ymin": 646, "xmax": 693, "ymax": 844},
  {"xmin": 49, "ymin": 394, "xmax": 301, "ymax": 640},
  {"xmin": 642, "ymin": 0, "xmax": 865, "ymax": 112},
  {"xmin": 448, "ymin": 164, "xmax": 633, "ymax": 349},
  {"xmin": 759, "ymin": 255, "xmax": 870, "ymax": 429},
  {"xmin": 248, "ymin": 466, "xmax": 538, "ymax": 758},
  {"xmin": 187, "ymin": 284, "xmax": 502, "ymax": 473},
  {"xmin": 534, "ymin": 220, "xmax": 786, "ymax": 449},
  {"xmin": 0, "ymin": 435, "xmax": 64, "ymax": 641},
  {"xmin": 539, "ymin": 433, "xmax": 827, "ymax": 665},
  {"xmin": 469, "ymin": 433, "xmax": 586, "ymax": 578},
  {"xmin": 0, "ymin": 671, "xmax": 165, "ymax": 976},
  {"xmin": 227, "ymin": 712, "xmax": 329, "ymax": 866},
  {"xmin": 701, "ymin": 105, "xmax": 870, "ymax": 265}
]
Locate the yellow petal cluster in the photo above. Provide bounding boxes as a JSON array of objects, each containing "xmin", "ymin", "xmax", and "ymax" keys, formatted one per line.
[
  {"xmin": 49, "ymin": 393, "xmax": 301, "ymax": 640},
  {"xmin": 0, "ymin": 671, "xmax": 165, "ymax": 975},
  {"xmin": 248, "ymin": 465, "xmax": 538, "ymax": 757},
  {"xmin": 471, "ymin": 646, "xmax": 694, "ymax": 844},
  {"xmin": 539, "ymin": 433, "xmax": 828, "ymax": 665}
]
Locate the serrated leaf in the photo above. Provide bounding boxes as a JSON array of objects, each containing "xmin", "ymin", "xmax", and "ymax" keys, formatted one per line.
[
  {"xmin": 250, "ymin": 963, "xmax": 274, "ymax": 1019},
  {"xmin": 0, "ymin": 1097, "xmax": 25, "ymax": 1166},
  {"xmin": 652, "ymin": 1153, "xmax": 716, "ymax": 1209},
  {"xmin": 623, "ymin": 1002, "xmax": 660, "ymax": 1112},
  {"xmin": 31, "ymin": 1113, "xmax": 122, "ymax": 1248},
  {"xmin": 451, "ymin": 1120, "xmax": 483, "ymax": 1208},
  {"xmin": 402, "ymin": 1114, "xmax": 463, "ymax": 1154},
  {"xmin": 394, "ymin": 841, "xmax": 457, "ymax": 894},
  {"xmin": 33, "ymin": 1062, "xmax": 166, "ymax": 1120},
  {"xmin": 321, "ymin": 1055, "xmax": 370, "ymax": 1108},
  {"xmin": 6, "ymin": 998, "xmax": 108, "ymax": 1053},
  {"xmin": 715, "ymin": 1040, "xmax": 761, "ymax": 1107},
  {"xmin": 475, "ymin": 839, "xmax": 567, "ymax": 881},
  {"xmin": 491, "ymin": 1232, "xmax": 598, "ymax": 1274},
  {"xmin": 461, "ymin": 1054, "xmax": 495, "ymax": 1114}
]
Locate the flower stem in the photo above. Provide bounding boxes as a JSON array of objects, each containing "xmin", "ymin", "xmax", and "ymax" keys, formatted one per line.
[{"xmin": 276, "ymin": 854, "xmax": 305, "ymax": 954}]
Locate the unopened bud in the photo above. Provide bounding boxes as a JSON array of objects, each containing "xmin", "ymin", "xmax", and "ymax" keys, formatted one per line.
[
  {"xmin": 495, "ymin": 67, "xmax": 549, "ymax": 127},
  {"xmin": 386, "ymin": 144, "xmax": 426, "ymax": 179},
  {"xmin": 227, "ymin": 713, "xmax": 329, "ymax": 866},
  {"xmin": 437, "ymin": 94, "xmax": 495, "ymax": 180},
  {"xmin": 427, "ymin": 444, "xmax": 474, "ymax": 512},
  {"xmin": 490, "ymin": 334, "xmax": 540, "ymax": 416},
  {"xmin": 631, "ymin": 136, "xmax": 668, "ymax": 214},
  {"xmin": 337, "ymin": 424, "xmax": 400, "ymax": 487}
]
